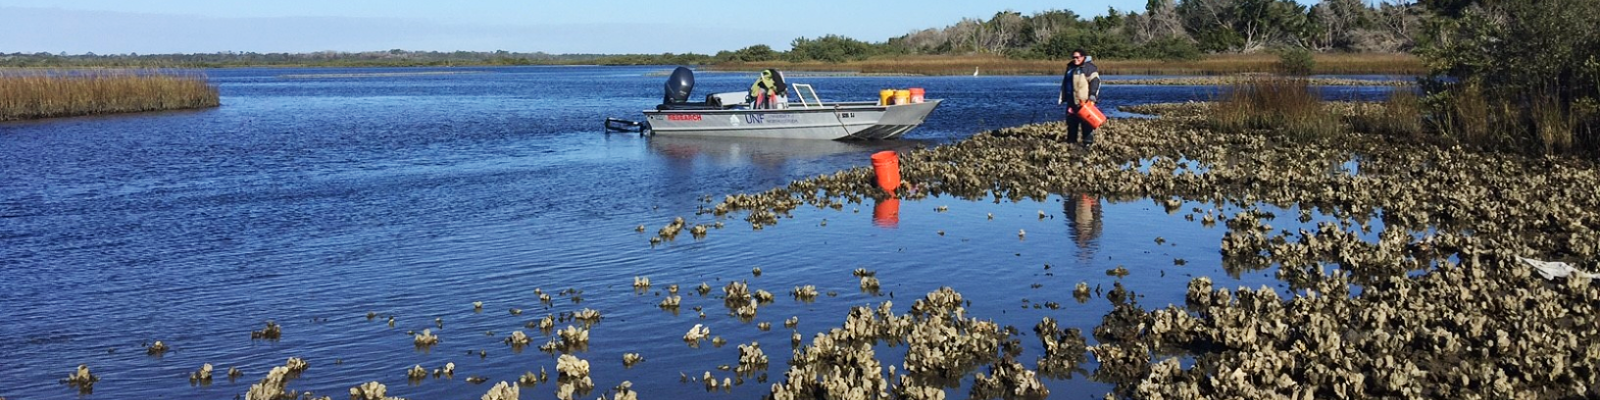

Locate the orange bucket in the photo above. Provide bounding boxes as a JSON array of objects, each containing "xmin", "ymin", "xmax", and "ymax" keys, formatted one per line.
[
  {"xmin": 873, "ymin": 198, "xmax": 900, "ymax": 228},
  {"xmin": 1078, "ymin": 102, "xmax": 1107, "ymax": 129},
  {"xmin": 870, "ymin": 150, "xmax": 900, "ymax": 196},
  {"xmin": 909, "ymin": 88, "xmax": 925, "ymax": 103}
]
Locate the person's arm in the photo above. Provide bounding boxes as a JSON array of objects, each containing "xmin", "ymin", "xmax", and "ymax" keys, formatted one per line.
[
  {"xmin": 1059, "ymin": 69, "xmax": 1069, "ymax": 104},
  {"xmin": 1087, "ymin": 64, "xmax": 1101, "ymax": 103}
]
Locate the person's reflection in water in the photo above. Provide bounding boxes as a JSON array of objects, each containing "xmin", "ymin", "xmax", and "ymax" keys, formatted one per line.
[{"xmin": 1065, "ymin": 193, "xmax": 1103, "ymax": 261}]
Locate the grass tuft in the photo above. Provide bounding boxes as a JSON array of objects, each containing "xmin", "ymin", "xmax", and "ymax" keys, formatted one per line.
[
  {"xmin": 1208, "ymin": 76, "xmax": 1342, "ymax": 142},
  {"xmin": 1349, "ymin": 87, "xmax": 1425, "ymax": 140}
]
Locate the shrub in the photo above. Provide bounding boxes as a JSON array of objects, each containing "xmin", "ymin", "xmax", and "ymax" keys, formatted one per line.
[
  {"xmin": 1274, "ymin": 47, "xmax": 1316, "ymax": 76},
  {"xmin": 1209, "ymin": 76, "xmax": 1342, "ymax": 142},
  {"xmin": 1418, "ymin": 0, "xmax": 1600, "ymax": 154},
  {"xmin": 1137, "ymin": 37, "xmax": 1203, "ymax": 62}
]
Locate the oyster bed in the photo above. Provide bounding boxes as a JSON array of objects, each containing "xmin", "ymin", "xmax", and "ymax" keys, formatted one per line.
[
  {"xmin": 31, "ymin": 102, "xmax": 1599, "ymax": 399},
  {"xmin": 1106, "ymin": 76, "xmax": 1412, "ymax": 87},
  {"xmin": 671, "ymin": 102, "xmax": 1599, "ymax": 398}
]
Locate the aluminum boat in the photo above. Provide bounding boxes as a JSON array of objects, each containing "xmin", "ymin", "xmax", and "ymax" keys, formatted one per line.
[{"xmin": 631, "ymin": 67, "xmax": 940, "ymax": 140}]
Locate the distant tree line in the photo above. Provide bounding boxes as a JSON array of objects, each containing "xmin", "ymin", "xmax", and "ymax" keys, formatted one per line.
[
  {"xmin": 0, "ymin": 49, "xmax": 716, "ymax": 68},
  {"xmin": 715, "ymin": 0, "xmax": 1421, "ymax": 63}
]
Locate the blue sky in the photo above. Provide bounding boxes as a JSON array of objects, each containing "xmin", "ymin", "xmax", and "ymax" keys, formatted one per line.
[{"xmin": 0, "ymin": 0, "xmax": 1322, "ymax": 55}]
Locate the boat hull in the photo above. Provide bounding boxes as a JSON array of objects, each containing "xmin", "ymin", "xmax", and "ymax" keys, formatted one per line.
[{"xmin": 642, "ymin": 100, "xmax": 941, "ymax": 140}]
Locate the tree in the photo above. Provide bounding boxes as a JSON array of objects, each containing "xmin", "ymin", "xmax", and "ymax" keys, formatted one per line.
[
  {"xmin": 788, "ymin": 35, "xmax": 877, "ymax": 62},
  {"xmin": 1127, "ymin": 0, "xmax": 1190, "ymax": 44},
  {"xmin": 1418, "ymin": 0, "xmax": 1600, "ymax": 153}
]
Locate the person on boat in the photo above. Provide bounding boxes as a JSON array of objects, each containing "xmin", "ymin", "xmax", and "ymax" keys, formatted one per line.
[
  {"xmin": 748, "ymin": 69, "xmax": 787, "ymax": 109},
  {"xmin": 1059, "ymin": 49, "xmax": 1101, "ymax": 149}
]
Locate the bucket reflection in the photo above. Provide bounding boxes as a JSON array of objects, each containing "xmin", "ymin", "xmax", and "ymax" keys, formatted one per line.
[{"xmin": 873, "ymin": 198, "xmax": 900, "ymax": 228}]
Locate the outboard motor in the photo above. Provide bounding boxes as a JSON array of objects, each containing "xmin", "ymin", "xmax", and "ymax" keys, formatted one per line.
[{"xmin": 663, "ymin": 66, "xmax": 695, "ymax": 105}]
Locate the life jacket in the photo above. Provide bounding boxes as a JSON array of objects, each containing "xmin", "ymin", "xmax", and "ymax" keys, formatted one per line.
[{"xmin": 749, "ymin": 69, "xmax": 787, "ymax": 97}]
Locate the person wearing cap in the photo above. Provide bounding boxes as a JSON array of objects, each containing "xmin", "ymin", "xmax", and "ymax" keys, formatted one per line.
[{"xmin": 1058, "ymin": 49, "xmax": 1101, "ymax": 149}]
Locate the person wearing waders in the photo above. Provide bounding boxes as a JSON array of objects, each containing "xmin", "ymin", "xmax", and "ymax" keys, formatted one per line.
[
  {"xmin": 1059, "ymin": 49, "xmax": 1101, "ymax": 149},
  {"xmin": 748, "ymin": 69, "xmax": 786, "ymax": 109}
]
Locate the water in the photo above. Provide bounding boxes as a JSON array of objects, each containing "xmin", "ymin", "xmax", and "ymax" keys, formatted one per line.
[{"xmin": 0, "ymin": 66, "xmax": 1400, "ymax": 399}]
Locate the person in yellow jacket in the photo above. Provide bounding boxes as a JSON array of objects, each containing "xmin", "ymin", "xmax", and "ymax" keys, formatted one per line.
[
  {"xmin": 1058, "ymin": 49, "xmax": 1101, "ymax": 149},
  {"xmin": 748, "ymin": 69, "xmax": 786, "ymax": 109}
]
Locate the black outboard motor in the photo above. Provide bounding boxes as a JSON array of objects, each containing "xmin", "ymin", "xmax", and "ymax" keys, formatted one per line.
[{"xmin": 663, "ymin": 66, "xmax": 695, "ymax": 105}]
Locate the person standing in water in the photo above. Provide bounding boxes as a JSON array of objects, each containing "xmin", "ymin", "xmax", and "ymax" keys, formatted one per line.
[{"xmin": 1059, "ymin": 49, "xmax": 1101, "ymax": 149}]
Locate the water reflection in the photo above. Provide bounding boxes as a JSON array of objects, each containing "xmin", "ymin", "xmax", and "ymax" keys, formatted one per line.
[
  {"xmin": 873, "ymin": 198, "xmax": 900, "ymax": 228},
  {"xmin": 1065, "ymin": 193, "xmax": 1103, "ymax": 260},
  {"xmin": 646, "ymin": 135, "xmax": 881, "ymax": 166}
]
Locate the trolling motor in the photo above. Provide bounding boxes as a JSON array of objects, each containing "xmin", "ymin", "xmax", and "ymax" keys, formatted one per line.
[{"xmin": 605, "ymin": 117, "xmax": 647, "ymax": 133}]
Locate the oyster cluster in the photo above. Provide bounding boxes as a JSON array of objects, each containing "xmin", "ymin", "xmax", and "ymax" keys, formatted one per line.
[
  {"xmin": 59, "ymin": 364, "xmax": 98, "ymax": 394},
  {"xmin": 244, "ymin": 358, "xmax": 310, "ymax": 400},
  {"xmin": 251, "ymin": 321, "xmax": 282, "ymax": 340},
  {"xmin": 555, "ymin": 354, "xmax": 594, "ymax": 400},
  {"xmin": 768, "ymin": 287, "xmax": 1035, "ymax": 400},
  {"xmin": 189, "ymin": 363, "xmax": 213, "ymax": 385}
]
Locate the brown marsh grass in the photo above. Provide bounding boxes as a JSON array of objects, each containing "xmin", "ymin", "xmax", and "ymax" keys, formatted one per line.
[
  {"xmin": 1348, "ymin": 87, "xmax": 1425, "ymax": 140},
  {"xmin": 1208, "ymin": 76, "xmax": 1343, "ymax": 142},
  {"xmin": 0, "ymin": 70, "xmax": 219, "ymax": 121},
  {"xmin": 711, "ymin": 53, "xmax": 1424, "ymax": 76}
]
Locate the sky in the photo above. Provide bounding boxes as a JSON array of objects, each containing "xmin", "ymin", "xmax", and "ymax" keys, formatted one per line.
[{"xmin": 0, "ymin": 0, "xmax": 1322, "ymax": 55}]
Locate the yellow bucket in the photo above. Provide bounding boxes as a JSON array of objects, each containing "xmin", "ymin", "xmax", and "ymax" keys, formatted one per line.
[
  {"xmin": 879, "ymin": 89, "xmax": 895, "ymax": 106},
  {"xmin": 893, "ymin": 89, "xmax": 911, "ymax": 105}
]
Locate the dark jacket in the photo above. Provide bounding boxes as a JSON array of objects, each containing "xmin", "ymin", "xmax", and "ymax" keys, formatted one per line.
[{"xmin": 1060, "ymin": 59, "xmax": 1101, "ymax": 107}]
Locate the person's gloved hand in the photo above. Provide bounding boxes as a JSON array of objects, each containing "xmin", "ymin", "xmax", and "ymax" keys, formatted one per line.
[{"xmin": 1089, "ymin": 95, "xmax": 1098, "ymax": 103}]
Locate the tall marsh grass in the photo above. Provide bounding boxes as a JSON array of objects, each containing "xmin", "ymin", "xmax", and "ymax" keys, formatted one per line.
[
  {"xmin": 1208, "ymin": 76, "xmax": 1342, "ymax": 142},
  {"xmin": 1348, "ymin": 87, "xmax": 1425, "ymax": 140},
  {"xmin": 0, "ymin": 70, "xmax": 219, "ymax": 121}
]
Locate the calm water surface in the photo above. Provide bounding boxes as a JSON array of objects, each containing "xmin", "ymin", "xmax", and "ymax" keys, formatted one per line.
[{"xmin": 0, "ymin": 66, "xmax": 1396, "ymax": 399}]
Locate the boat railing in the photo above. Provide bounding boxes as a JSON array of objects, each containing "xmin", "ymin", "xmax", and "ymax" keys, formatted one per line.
[{"xmin": 791, "ymin": 83, "xmax": 822, "ymax": 108}]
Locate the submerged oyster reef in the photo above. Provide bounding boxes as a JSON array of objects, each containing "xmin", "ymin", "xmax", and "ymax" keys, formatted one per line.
[{"xmin": 676, "ymin": 102, "xmax": 1600, "ymax": 398}]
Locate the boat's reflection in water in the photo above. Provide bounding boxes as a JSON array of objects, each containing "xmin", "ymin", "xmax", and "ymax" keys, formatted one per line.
[
  {"xmin": 647, "ymin": 135, "xmax": 902, "ymax": 165},
  {"xmin": 647, "ymin": 135, "xmax": 921, "ymax": 225}
]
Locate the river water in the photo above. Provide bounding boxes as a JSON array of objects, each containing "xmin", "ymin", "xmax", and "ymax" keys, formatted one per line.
[{"xmin": 0, "ymin": 66, "xmax": 1396, "ymax": 399}]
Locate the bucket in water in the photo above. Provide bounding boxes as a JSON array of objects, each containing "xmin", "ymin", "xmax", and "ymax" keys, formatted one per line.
[
  {"xmin": 909, "ymin": 88, "xmax": 925, "ymax": 103},
  {"xmin": 893, "ymin": 90, "xmax": 911, "ymax": 106},
  {"xmin": 870, "ymin": 150, "xmax": 900, "ymax": 196},
  {"xmin": 879, "ymin": 89, "xmax": 895, "ymax": 106},
  {"xmin": 873, "ymin": 198, "xmax": 900, "ymax": 228},
  {"xmin": 1078, "ymin": 102, "xmax": 1107, "ymax": 129}
]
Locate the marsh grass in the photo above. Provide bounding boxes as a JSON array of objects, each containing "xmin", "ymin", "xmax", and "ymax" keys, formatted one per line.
[
  {"xmin": 711, "ymin": 53, "xmax": 1424, "ymax": 76},
  {"xmin": 0, "ymin": 70, "xmax": 219, "ymax": 121},
  {"xmin": 1208, "ymin": 76, "xmax": 1343, "ymax": 142},
  {"xmin": 1348, "ymin": 87, "xmax": 1425, "ymax": 140}
]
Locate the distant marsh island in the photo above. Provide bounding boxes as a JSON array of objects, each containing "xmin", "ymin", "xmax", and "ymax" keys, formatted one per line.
[{"xmin": 0, "ymin": 70, "xmax": 219, "ymax": 121}]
